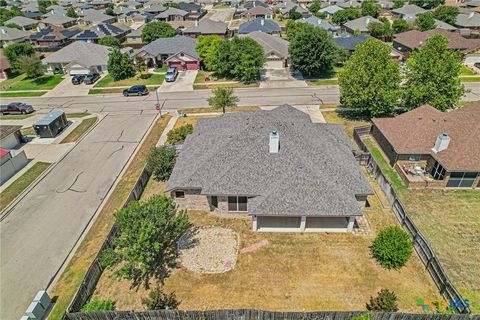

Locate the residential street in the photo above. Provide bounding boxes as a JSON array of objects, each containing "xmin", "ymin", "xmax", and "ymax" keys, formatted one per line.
[{"xmin": 0, "ymin": 113, "xmax": 156, "ymax": 320}]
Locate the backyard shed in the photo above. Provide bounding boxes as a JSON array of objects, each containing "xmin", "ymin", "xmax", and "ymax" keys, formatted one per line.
[{"xmin": 33, "ymin": 110, "xmax": 68, "ymax": 138}]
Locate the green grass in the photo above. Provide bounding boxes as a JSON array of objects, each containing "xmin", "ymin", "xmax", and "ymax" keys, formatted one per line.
[
  {"xmin": 460, "ymin": 76, "xmax": 480, "ymax": 82},
  {"xmin": 0, "ymin": 162, "xmax": 51, "ymax": 213},
  {"xmin": 193, "ymin": 83, "xmax": 259, "ymax": 90},
  {"xmin": 308, "ymin": 79, "xmax": 338, "ymax": 85},
  {"xmin": 20, "ymin": 127, "xmax": 36, "ymax": 136},
  {"xmin": 0, "ymin": 74, "xmax": 63, "ymax": 91},
  {"xmin": 94, "ymin": 74, "xmax": 165, "ymax": 88},
  {"xmin": 0, "ymin": 114, "xmax": 35, "ymax": 120},
  {"xmin": 0, "ymin": 91, "xmax": 47, "ymax": 97},
  {"xmin": 65, "ymin": 112, "xmax": 91, "ymax": 118},
  {"xmin": 194, "ymin": 70, "xmax": 230, "ymax": 84},
  {"xmin": 154, "ymin": 66, "xmax": 168, "ymax": 73},
  {"xmin": 60, "ymin": 117, "xmax": 98, "ymax": 144},
  {"xmin": 460, "ymin": 65, "xmax": 477, "ymax": 76}
]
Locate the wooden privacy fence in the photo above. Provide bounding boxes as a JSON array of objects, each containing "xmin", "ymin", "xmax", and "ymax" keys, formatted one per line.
[
  {"xmin": 64, "ymin": 310, "xmax": 480, "ymax": 320},
  {"xmin": 353, "ymin": 126, "xmax": 471, "ymax": 314},
  {"xmin": 63, "ymin": 167, "xmax": 150, "ymax": 318}
]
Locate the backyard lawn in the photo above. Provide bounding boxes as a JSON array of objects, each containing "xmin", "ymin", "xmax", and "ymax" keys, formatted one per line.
[
  {"xmin": 94, "ymin": 74, "xmax": 165, "ymax": 88},
  {"xmin": 0, "ymin": 74, "xmax": 63, "ymax": 91}
]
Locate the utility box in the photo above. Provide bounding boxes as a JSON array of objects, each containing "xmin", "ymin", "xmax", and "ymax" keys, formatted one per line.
[
  {"xmin": 24, "ymin": 301, "xmax": 45, "ymax": 319},
  {"xmin": 33, "ymin": 109, "xmax": 68, "ymax": 138},
  {"xmin": 33, "ymin": 290, "xmax": 51, "ymax": 310}
]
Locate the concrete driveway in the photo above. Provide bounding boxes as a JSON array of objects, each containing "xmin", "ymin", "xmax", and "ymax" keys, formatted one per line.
[
  {"xmin": 43, "ymin": 74, "xmax": 107, "ymax": 97},
  {"xmin": 158, "ymin": 70, "xmax": 197, "ymax": 92},
  {"xmin": 260, "ymin": 68, "xmax": 307, "ymax": 88},
  {"xmin": 0, "ymin": 113, "xmax": 155, "ymax": 320}
]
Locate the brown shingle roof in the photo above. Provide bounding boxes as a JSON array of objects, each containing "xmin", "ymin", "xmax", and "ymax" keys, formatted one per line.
[
  {"xmin": 372, "ymin": 104, "xmax": 480, "ymax": 172},
  {"xmin": 242, "ymin": 5, "xmax": 273, "ymax": 16},
  {"xmin": 393, "ymin": 29, "xmax": 480, "ymax": 53},
  {"xmin": 0, "ymin": 125, "xmax": 22, "ymax": 140}
]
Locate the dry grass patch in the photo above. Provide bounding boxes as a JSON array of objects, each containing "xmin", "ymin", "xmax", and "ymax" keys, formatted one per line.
[
  {"xmin": 322, "ymin": 110, "xmax": 370, "ymax": 139},
  {"xmin": 61, "ymin": 117, "xmax": 97, "ymax": 144},
  {"xmin": 173, "ymin": 115, "xmax": 220, "ymax": 130},
  {"xmin": 177, "ymin": 106, "xmax": 260, "ymax": 114},
  {"xmin": 47, "ymin": 115, "xmax": 172, "ymax": 320}
]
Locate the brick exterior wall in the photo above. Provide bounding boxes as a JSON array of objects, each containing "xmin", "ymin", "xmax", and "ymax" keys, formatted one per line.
[{"xmin": 371, "ymin": 125, "xmax": 397, "ymax": 166}]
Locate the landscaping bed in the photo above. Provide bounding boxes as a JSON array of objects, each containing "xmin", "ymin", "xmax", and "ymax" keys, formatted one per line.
[
  {"xmin": 94, "ymin": 74, "xmax": 165, "ymax": 88},
  {"xmin": 60, "ymin": 117, "xmax": 98, "ymax": 144},
  {"xmin": 0, "ymin": 74, "xmax": 63, "ymax": 91}
]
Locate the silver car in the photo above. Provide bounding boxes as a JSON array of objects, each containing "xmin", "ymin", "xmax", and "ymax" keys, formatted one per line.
[{"xmin": 165, "ymin": 67, "xmax": 178, "ymax": 82}]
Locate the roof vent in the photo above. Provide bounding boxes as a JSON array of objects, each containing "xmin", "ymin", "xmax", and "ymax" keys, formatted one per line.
[
  {"xmin": 195, "ymin": 19, "xmax": 198, "ymax": 26},
  {"xmin": 269, "ymin": 131, "xmax": 279, "ymax": 154},
  {"xmin": 432, "ymin": 133, "xmax": 450, "ymax": 153},
  {"xmin": 469, "ymin": 12, "xmax": 475, "ymax": 18}
]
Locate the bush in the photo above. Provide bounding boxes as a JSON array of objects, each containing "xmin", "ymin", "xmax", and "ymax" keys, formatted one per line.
[
  {"xmin": 366, "ymin": 289, "xmax": 398, "ymax": 312},
  {"xmin": 142, "ymin": 285, "xmax": 180, "ymax": 310},
  {"xmin": 352, "ymin": 312, "xmax": 372, "ymax": 320},
  {"xmin": 146, "ymin": 145, "xmax": 177, "ymax": 181},
  {"xmin": 81, "ymin": 297, "xmax": 115, "ymax": 312},
  {"xmin": 371, "ymin": 226, "xmax": 413, "ymax": 269},
  {"xmin": 167, "ymin": 124, "xmax": 193, "ymax": 144}
]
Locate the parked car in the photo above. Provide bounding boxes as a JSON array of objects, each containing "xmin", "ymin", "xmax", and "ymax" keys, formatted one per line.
[
  {"xmin": 71, "ymin": 75, "xmax": 85, "ymax": 85},
  {"xmin": 0, "ymin": 102, "xmax": 35, "ymax": 115},
  {"xmin": 123, "ymin": 85, "xmax": 149, "ymax": 97},
  {"xmin": 165, "ymin": 67, "xmax": 178, "ymax": 82},
  {"xmin": 84, "ymin": 72, "xmax": 100, "ymax": 85}
]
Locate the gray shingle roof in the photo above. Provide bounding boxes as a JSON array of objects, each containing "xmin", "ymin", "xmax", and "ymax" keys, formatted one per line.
[
  {"xmin": 42, "ymin": 41, "xmax": 112, "ymax": 67},
  {"xmin": 41, "ymin": 13, "xmax": 77, "ymax": 25},
  {"xmin": 343, "ymin": 16, "xmax": 380, "ymax": 31},
  {"xmin": 166, "ymin": 105, "xmax": 373, "ymax": 217},
  {"xmin": 456, "ymin": 12, "xmax": 480, "ymax": 28},
  {"xmin": 80, "ymin": 9, "xmax": 115, "ymax": 23},
  {"xmin": 0, "ymin": 26, "xmax": 30, "ymax": 41},
  {"xmin": 183, "ymin": 19, "xmax": 228, "ymax": 35},
  {"xmin": 238, "ymin": 18, "xmax": 281, "ymax": 34},
  {"xmin": 319, "ymin": 5, "xmax": 343, "ymax": 15},
  {"xmin": 239, "ymin": 31, "xmax": 288, "ymax": 59},
  {"xmin": 298, "ymin": 16, "xmax": 339, "ymax": 32},
  {"xmin": 392, "ymin": 4, "xmax": 427, "ymax": 17},
  {"xmin": 138, "ymin": 35, "xmax": 198, "ymax": 59},
  {"xmin": 333, "ymin": 33, "xmax": 371, "ymax": 51},
  {"xmin": 155, "ymin": 7, "xmax": 188, "ymax": 18},
  {"xmin": 4, "ymin": 16, "xmax": 39, "ymax": 27}
]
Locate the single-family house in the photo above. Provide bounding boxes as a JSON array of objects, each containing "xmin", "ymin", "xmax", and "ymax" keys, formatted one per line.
[
  {"xmin": 166, "ymin": 105, "xmax": 373, "ymax": 233},
  {"xmin": 370, "ymin": 104, "xmax": 480, "ymax": 189},
  {"xmin": 455, "ymin": 12, "xmax": 480, "ymax": 29},
  {"xmin": 0, "ymin": 27, "xmax": 30, "ymax": 47},
  {"xmin": 78, "ymin": 9, "xmax": 117, "ymax": 25},
  {"xmin": 183, "ymin": 19, "xmax": 229, "ymax": 38},
  {"xmin": 239, "ymin": 31, "xmax": 288, "ymax": 68},
  {"xmin": 391, "ymin": 4, "xmax": 426, "ymax": 20},
  {"xmin": 125, "ymin": 24, "xmax": 144, "ymax": 43},
  {"xmin": 0, "ymin": 125, "xmax": 23, "ymax": 150},
  {"xmin": 298, "ymin": 16, "xmax": 340, "ymax": 35},
  {"xmin": 318, "ymin": 5, "xmax": 343, "ymax": 19},
  {"xmin": 0, "ymin": 148, "xmax": 29, "ymax": 186},
  {"xmin": 91, "ymin": 0, "xmax": 114, "ymax": 10},
  {"xmin": 434, "ymin": 19, "xmax": 457, "ymax": 31},
  {"xmin": 144, "ymin": 3, "xmax": 167, "ymax": 14},
  {"xmin": 73, "ymin": 24, "xmax": 129, "ymax": 43},
  {"xmin": 245, "ymin": 1, "xmax": 270, "ymax": 10},
  {"xmin": 155, "ymin": 7, "xmax": 189, "ymax": 21},
  {"xmin": 179, "ymin": 2, "xmax": 206, "ymax": 20},
  {"xmin": 30, "ymin": 26, "xmax": 82, "ymax": 50},
  {"xmin": 338, "ymin": 0, "xmax": 362, "ymax": 8},
  {"xmin": 41, "ymin": 13, "xmax": 77, "ymax": 28},
  {"xmin": 343, "ymin": 16, "xmax": 381, "ymax": 34},
  {"xmin": 137, "ymin": 35, "xmax": 199, "ymax": 70},
  {"xmin": 280, "ymin": 2, "xmax": 310, "ymax": 18},
  {"xmin": 112, "ymin": 6, "xmax": 138, "ymax": 16},
  {"xmin": 4, "ymin": 16, "xmax": 39, "ymax": 30},
  {"xmin": 392, "ymin": 29, "xmax": 480, "ymax": 59},
  {"xmin": 22, "ymin": 10, "xmax": 44, "ymax": 20},
  {"xmin": 118, "ymin": 11, "xmax": 154, "ymax": 24},
  {"xmin": 333, "ymin": 33, "xmax": 371, "ymax": 53},
  {"xmin": 238, "ymin": 18, "xmax": 281, "ymax": 35},
  {"xmin": 241, "ymin": 6, "xmax": 274, "ymax": 20}
]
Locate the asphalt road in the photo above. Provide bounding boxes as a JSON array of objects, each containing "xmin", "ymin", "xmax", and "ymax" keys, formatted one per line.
[{"xmin": 0, "ymin": 113, "xmax": 155, "ymax": 320}]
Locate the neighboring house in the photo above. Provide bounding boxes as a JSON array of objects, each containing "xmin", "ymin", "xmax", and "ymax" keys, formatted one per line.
[
  {"xmin": 238, "ymin": 18, "xmax": 281, "ymax": 35},
  {"xmin": 155, "ymin": 7, "xmax": 189, "ymax": 21},
  {"xmin": 343, "ymin": 16, "xmax": 381, "ymax": 34},
  {"xmin": 4, "ymin": 16, "xmax": 39, "ymax": 30},
  {"xmin": 91, "ymin": 0, "xmax": 114, "ymax": 10},
  {"xmin": 166, "ymin": 105, "xmax": 373, "ymax": 233},
  {"xmin": 244, "ymin": 1, "xmax": 270, "ymax": 10},
  {"xmin": 30, "ymin": 26, "xmax": 82, "ymax": 50},
  {"xmin": 392, "ymin": 29, "xmax": 480, "ymax": 59},
  {"xmin": 297, "ymin": 16, "xmax": 340, "ymax": 35},
  {"xmin": 338, "ymin": 0, "xmax": 362, "ymax": 8},
  {"xmin": 0, "ymin": 26, "xmax": 30, "ymax": 47},
  {"xmin": 280, "ymin": 2, "xmax": 310, "ymax": 18},
  {"xmin": 125, "ymin": 24, "xmax": 144, "ymax": 43},
  {"xmin": 239, "ymin": 31, "xmax": 288, "ymax": 69},
  {"xmin": 144, "ymin": 3, "xmax": 167, "ymax": 14},
  {"xmin": 370, "ymin": 104, "xmax": 480, "ymax": 189},
  {"xmin": 333, "ymin": 33, "xmax": 371, "ymax": 53},
  {"xmin": 42, "ymin": 41, "xmax": 130, "ymax": 74},
  {"xmin": 455, "ymin": 12, "xmax": 480, "ymax": 29},
  {"xmin": 112, "ymin": 6, "xmax": 137, "ymax": 16},
  {"xmin": 78, "ymin": 9, "xmax": 117, "ymax": 25},
  {"xmin": 377, "ymin": 0, "xmax": 394, "ymax": 9},
  {"xmin": 183, "ymin": 19, "xmax": 229, "ymax": 38},
  {"xmin": 118, "ymin": 11, "xmax": 153, "ymax": 24},
  {"xmin": 0, "ymin": 148, "xmax": 29, "ymax": 186},
  {"xmin": 434, "ymin": 19, "xmax": 457, "ymax": 31},
  {"xmin": 137, "ymin": 35, "xmax": 199, "ymax": 70},
  {"xmin": 241, "ymin": 6, "xmax": 274, "ymax": 20},
  {"xmin": 179, "ymin": 2, "xmax": 206, "ymax": 20},
  {"xmin": 22, "ymin": 10, "xmax": 45, "ymax": 20},
  {"xmin": 73, "ymin": 24, "xmax": 129, "ymax": 43},
  {"xmin": 0, "ymin": 125, "xmax": 23, "ymax": 150},
  {"xmin": 391, "ymin": 4, "xmax": 426, "ymax": 19},
  {"xmin": 318, "ymin": 5, "xmax": 343, "ymax": 19},
  {"xmin": 41, "ymin": 13, "xmax": 77, "ymax": 28}
]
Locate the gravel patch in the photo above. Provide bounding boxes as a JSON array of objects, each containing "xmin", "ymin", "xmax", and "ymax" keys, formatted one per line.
[{"xmin": 177, "ymin": 227, "xmax": 239, "ymax": 274}]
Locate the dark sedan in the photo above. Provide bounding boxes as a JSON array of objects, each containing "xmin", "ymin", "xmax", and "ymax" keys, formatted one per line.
[
  {"xmin": 0, "ymin": 102, "xmax": 35, "ymax": 115},
  {"xmin": 71, "ymin": 74, "xmax": 85, "ymax": 85},
  {"xmin": 84, "ymin": 72, "xmax": 100, "ymax": 85},
  {"xmin": 123, "ymin": 85, "xmax": 149, "ymax": 97}
]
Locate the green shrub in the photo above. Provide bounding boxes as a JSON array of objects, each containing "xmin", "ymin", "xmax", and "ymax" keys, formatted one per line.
[
  {"xmin": 167, "ymin": 124, "xmax": 193, "ymax": 144},
  {"xmin": 146, "ymin": 145, "xmax": 177, "ymax": 181},
  {"xmin": 139, "ymin": 72, "xmax": 151, "ymax": 79},
  {"xmin": 366, "ymin": 289, "xmax": 398, "ymax": 312},
  {"xmin": 142, "ymin": 285, "xmax": 180, "ymax": 310},
  {"xmin": 352, "ymin": 312, "xmax": 372, "ymax": 320},
  {"xmin": 81, "ymin": 297, "xmax": 115, "ymax": 312},
  {"xmin": 371, "ymin": 226, "xmax": 413, "ymax": 269}
]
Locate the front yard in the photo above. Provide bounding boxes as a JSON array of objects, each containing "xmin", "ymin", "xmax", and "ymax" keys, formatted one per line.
[
  {"xmin": 0, "ymin": 74, "xmax": 63, "ymax": 91},
  {"xmin": 94, "ymin": 74, "xmax": 165, "ymax": 88},
  {"xmin": 193, "ymin": 70, "xmax": 259, "ymax": 89}
]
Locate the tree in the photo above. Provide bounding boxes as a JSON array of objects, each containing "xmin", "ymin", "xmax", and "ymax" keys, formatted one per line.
[
  {"xmin": 0, "ymin": 7, "xmax": 21, "ymax": 24},
  {"xmin": 367, "ymin": 21, "xmax": 386, "ymax": 37},
  {"xmin": 142, "ymin": 286, "xmax": 179, "ymax": 310},
  {"xmin": 392, "ymin": 18, "xmax": 410, "ymax": 33},
  {"xmin": 289, "ymin": 23, "xmax": 339, "ymax": 77},
  {"xmin": 146, "ymin": 145, "xmax": 177, "ymax": 181},
  {"xmin": 141, "ymin": 21, "xmax": 177, "ymax": 43},
  {"xmin": 230, "ymin": 37, "xmax": 265, "ymax": 82},
  {"xmin": 209, "ymin": 39, "xmax": 232, "ymax": 77},
  {"xmin": 16, "ymin": 55, "xmax": 45, "ymax": 78},
  {"xmin": 393, "ymin": 0, "xmax": 405, "ymax": 9},
  {"xmin": 286, "ymin": 20, "xmax": 302, "ymax": 40},
  {"xmin": 371, "ymin": 226, "xmax": 413, "ymax": 269},
  {"xmin": 339, "ymin": 38, "xmax": 400, "ymax": 117},
  {"xmin": 66, "ymin": 6, "xmax": 78, "ymax": 18},
  {"xmin": 5, "ymin": 23, "xmax": 21, "ymax": 29},
  {"xmin": 99, "ymin": 36, "xmax": 120, "ymax": 47},
  {"xmin": 81, "ymin": 297, "xmax": 115, "ymax": 312},
  {"xmin": 107, "ymin": 48, "xmax": 135, "ymax": 81},
  {"xmin": 433, "ymin": 5, "xmax": 459, "ymax": 25},
  {"xmin": 3, "ymin": 42, "xmax": 35, "ymax": 72},
  {"xmin": 101, "ymin": 195, "xmax": 189, "ymax": 288},
  {"xmin": 134, "ymin": 55, "xmax": 147, "ymax": 74},
  {"xmin": 195, "ymin": 35, "xmax": 221, "ymax": 71},
  {"xmin": 167, "ymin": 124, "xmax": 194, "ymax": 144},
  {"xmin": 332, "ymin": 8, "xmax": 361, "ymax": 25},
  {"xmin": 366, "ymin": 289, "xmax": 399, "ymax": 312},
  {"xmin": 308, "ymin": 2, "xmax": 320, "ymax": 13},
  {"xmin": 361, "ymin": 0, "xmax": 380, "ymax": 17},
  {"xmin": 404, "ymin": 34, "xmax": 464, "ymax": 111},
  {"xmin": 415, "ymin": 12, "xmax": 436, "ymax": 31},
  {"xmin": 410, "ymin": 0, "xmax": 444, "ymax": 9},
  {"xmin": 288, "ymin": 9, "xmax": 302, "ymax": 20},
  {"xmin": 105, "ymin": 7, "xmax": 114, "ymax": 15},
  {"xmin": 316, "ymin": 11, "xmax": 327, "ymax": 19},
  {"xmin": 208, "ymin": 87, "xmax": 239, "ymax": 114}
]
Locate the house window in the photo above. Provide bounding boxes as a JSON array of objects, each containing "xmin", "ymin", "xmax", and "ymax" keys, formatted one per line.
[
  {"xmin": 431, "ymin": 161, "xmax": 446, "ymax": 180},
  {"xmin": 174, "ymin": 190, "xmax": 185, "ymax": 198},
  {"xmin": 409, "ymin": 154, "xmax": 421, "ymax": 161},
  {"xmin": 446, "ymin": 172, "xmax": 478, "ymax": 188},
  {"xmin": 211, "ymin": 196, "xmax": 218, "ymax": 208},
  {"xmin": 228, "ymin": 196, "xmax": 248, "ymax": 212}
]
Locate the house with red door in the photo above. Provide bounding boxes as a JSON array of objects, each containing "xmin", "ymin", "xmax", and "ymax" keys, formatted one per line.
[{"xmin": 136, "ymin": 35, "xmax": 200, "ymax": 70}]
